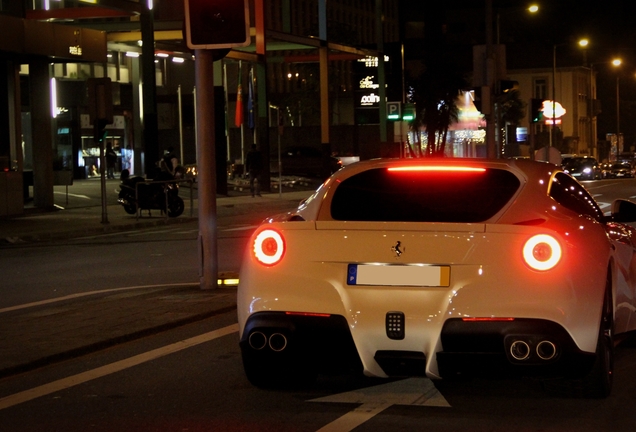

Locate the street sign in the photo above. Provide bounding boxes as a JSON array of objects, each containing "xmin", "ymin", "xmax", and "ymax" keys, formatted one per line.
[{"xmin": 387, "ymin": 101, "xmax": 401, "ymax": 120}]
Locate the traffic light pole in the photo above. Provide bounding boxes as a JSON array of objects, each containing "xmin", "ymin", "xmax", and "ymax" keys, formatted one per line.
[
  {"xmin": 485, "ymin": 0, "xmax": 497, "ymax": 158},
  {"xmin": 195, "ymin": 49, "xmax": 219, "ymax": 290}
]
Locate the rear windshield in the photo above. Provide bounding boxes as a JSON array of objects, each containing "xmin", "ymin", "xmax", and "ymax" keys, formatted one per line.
[{"xmin": 330, "ymin": 167, "xmax": 521, "ymax": 222}]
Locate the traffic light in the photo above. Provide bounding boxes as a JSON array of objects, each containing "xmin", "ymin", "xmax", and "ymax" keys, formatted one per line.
[
  {"xmin": 497, "ymin": 80, "xmax": 519, "ymax": 95},
  {"xmin": 95, "ymin": 119, "xmax": 109, "ymax": 143},
  {"xmin": 184, "ymin": 0, "xmax": 250, "ymax": 49},
  {"xmin": 530, "ymin": 98, "xmax": 545, "ymax": 123},
  {"xmin": 402, "ymin": 103, "xmax": 416, "ymax": 121}
]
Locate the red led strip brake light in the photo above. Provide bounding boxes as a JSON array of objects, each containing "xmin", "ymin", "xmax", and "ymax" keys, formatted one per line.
[{"xmin": 388, "ymin": 166, "xmax": 486, "ymax": 172}]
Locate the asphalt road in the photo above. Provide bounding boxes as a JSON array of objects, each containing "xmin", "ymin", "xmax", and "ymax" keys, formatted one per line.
[{"xmin": 3, "ymin": 177, "xmax": 636, "ymax": 430}]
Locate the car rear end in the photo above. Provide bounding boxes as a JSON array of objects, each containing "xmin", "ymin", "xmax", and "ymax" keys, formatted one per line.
[{"xmin": 238, "ymin": 159, "xmax": 609, "ymax": 382}]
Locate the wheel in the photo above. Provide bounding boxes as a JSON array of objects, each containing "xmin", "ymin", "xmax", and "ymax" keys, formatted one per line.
[
  {"xmin": 167, "ymin": 196, "xmax": 184, "ymax": 218},
  {"xmin": 123, "ymin": 204, "xmax": 137, "ymax": 215},
  {"xmin": 583, "ymin": 282, "xmax": 614, "ymax": 398},
  {"xmin": 544, "ymin": 272, "xmax": 614, "ymax": 398}
]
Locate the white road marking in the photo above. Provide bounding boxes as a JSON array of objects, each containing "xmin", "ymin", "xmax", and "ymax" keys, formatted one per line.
[
  {"xmin": 127, "ymin": 228, "xmax": 181, "ymax": 237},
  {"xmin": 0, "ymin": 283, "xmax": 198, "ymax": 314},
  {"xmin": 53, "ymin": 192, "xmax": 90, "ymax": 199},
  {"xmin": 310, "ymin": 377, "xmax": 450, "ymax": 431},
  {"xmin": 0, "ymin": 324, "xmax": 239, "ymax": 411},
  {"xmin": 222, "ymin": 225, "xmax": 257, "ymax": 232},
  {"xmin": 74, "ymin": 231, "xmax": 128, "ymax": 240}
]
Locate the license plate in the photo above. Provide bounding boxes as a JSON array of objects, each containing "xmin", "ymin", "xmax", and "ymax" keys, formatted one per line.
[{"xmin": 347, "ymin": 264, "xmax": 450, "ymax": 287}]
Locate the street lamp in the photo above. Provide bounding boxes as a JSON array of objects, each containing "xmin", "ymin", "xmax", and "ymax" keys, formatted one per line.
[
  {"xmin": 496, "ymin": 4, "xmax": 539, "ymax": 45},
  {"xmin": 550, "ymin": 39, "xmax": 589, "ymax": 153},
  {"xmin": 612, "ymin": 58, "xmax": 622, "ymax": 140},
  {"xmin": 578, "ymin": 38, "xmax": 594, "ymax": 156}
]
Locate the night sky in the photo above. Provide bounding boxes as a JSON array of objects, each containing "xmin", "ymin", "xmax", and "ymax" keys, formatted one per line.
[{"xmin": 399, "ymin": 0, "xmax": 636, "ymax": 146}]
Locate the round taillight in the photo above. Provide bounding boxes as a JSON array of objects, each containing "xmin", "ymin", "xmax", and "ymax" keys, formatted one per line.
[
  {"xmin": 253, "ymin": 229, "xmax": 285, "ymax": 266},
  {"xmin": 523, "ymin": 234, "xmax": 562, "ymax": 271}
]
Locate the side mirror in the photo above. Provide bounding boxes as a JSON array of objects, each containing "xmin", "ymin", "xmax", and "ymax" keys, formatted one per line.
[{"xmin": 611, "ymin": 199, "xmax": 636, "ymax": 223}]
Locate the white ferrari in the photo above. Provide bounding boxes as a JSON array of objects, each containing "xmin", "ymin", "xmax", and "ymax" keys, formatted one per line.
[{"xmin": 237, "ymin": 158, "xmax": 636, "ymax": 397}]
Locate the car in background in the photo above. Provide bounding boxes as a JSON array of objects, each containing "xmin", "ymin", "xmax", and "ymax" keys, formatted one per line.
[
  {"xmin": 562, "ymin": 156, "xmax": 601, "ymax": 180},
  {"xmin": 600, "ymin": 162, "xmax": 614, "ymax": 179},
  {"xmin": 271, "ymin": 146, "xmax": 342, "ymax": 178},
  {"xmin": 238, "ymin": 157, "xmax": 636, "ymax": 398},
  {"xmin": 611, "ymin": 162, "xmax": 634, "ymax": 178}
]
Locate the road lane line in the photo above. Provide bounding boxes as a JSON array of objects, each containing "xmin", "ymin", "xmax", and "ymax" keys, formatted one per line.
[
  {"xmin": 316, "ymin": 403, "xmax": 393, "ymax": 432},
  {"xmin": 311, "ymin": 377, "xmax": 450, "ymax": 431},
  {"xmin": 52, "ymin": 192, "xmax": 91, "ymax": 199},
  {"xmin": 222, "ymin": 225, "xmax": 257, "ymax": 232},
  {"xmin": 0, "ymin": 283, "xmax": 198, "ymax": 314},
  {"xmin": 0, "ymin": 324, "xmax": 239, "ymax": 411}
]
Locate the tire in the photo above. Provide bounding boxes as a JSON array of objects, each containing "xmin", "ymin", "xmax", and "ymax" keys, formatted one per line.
[
  {"xmin": 123, "ymin": 204, "xmax": 137, "ymax": 215},
  {"xmin": 118, "ymin": 191, "xmax": 137, "ymax": 215},
  {"xmin": 583, "ymin": 283, "xmax": 615, "ymax": 398},
  {"xmin": 167, "ymin": 196, "xmax": 184, "ymax": 218},
  {"xmin": 544, "ymin": 272, "xmax": 614, "ymax": 398}
]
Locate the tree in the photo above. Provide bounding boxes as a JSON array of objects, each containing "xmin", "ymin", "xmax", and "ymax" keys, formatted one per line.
[
  {"xmin": 407, "ymin": 62, "xmax": 468, "ymax": 157},
  {"xmin": 497, "ymin": 89, "xmax": 527, "ymax": 157}
]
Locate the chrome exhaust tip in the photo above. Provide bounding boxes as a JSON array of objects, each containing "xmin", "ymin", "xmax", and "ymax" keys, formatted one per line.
[
  {"xmin": 248, "ymin": 331, "xmax": 268, "ymax": 350},
  {"xmin": 268, "ymin": 333, "xmax": 288, "ymax": 352},
  {"xmin": 510, "ymin": 340, "xmax": 531, "ymax": 361},
  {"xmin": 536, "ymin": 340, "xmax": 557, "ymax": 360}
]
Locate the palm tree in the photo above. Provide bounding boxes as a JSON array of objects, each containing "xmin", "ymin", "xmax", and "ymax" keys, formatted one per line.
[
  {"xmin": 497, "ymin": 89, "xmax": 526, "ymax": 157},
  {"xmin": 407, "ymin": 62, "xmax": 468, "ymax": 157}
]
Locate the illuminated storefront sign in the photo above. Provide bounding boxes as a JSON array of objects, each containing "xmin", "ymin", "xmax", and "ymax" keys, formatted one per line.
[
  {"xmin": 542, "ymin": 100, "xmax": 566, "ymax": 125},
  {"xmin": 360, "ymin": 93, "xmax": 380, "ymax": 106},
  {"xmin": 357, "ymin": 55, "xmax": 390, "ymax": 68},
  {"xmin": 69, "ymin": 45, "xmax": 83, "ymax": 56},
  {"xmin": 359, "ymin": 76, "xmax": 379, "ymax": 90}
]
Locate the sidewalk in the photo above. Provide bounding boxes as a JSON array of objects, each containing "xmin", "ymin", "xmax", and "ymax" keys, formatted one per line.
[
  {"xmin": 0, "ymin": 180, "xmax": 312, "ymax": 245},
  {"xmin": 0, "ymin": 180, "xmax": 315, "ymax": 378}
]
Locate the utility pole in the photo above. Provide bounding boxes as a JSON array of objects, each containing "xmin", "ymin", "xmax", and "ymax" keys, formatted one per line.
[{"xmin": 485, "ymin": 0, "xmax": 496, "ymax": 158}]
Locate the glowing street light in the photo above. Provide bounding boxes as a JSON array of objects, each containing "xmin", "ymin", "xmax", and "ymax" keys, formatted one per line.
[{"xmin": 613, "ymin": 58, "xmax": 622, "ymax": 138}]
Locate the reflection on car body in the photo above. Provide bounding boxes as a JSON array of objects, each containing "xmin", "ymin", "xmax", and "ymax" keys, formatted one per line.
[{"xmin": 238, "ymin": 158, "xmax": 636, "ymax": 398}]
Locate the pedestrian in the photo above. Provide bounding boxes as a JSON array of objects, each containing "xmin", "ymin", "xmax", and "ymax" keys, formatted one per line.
[
  {"xmin": 245, "ymin": 143, "xmax": 263, "ymax": 197},
  {"xmin": 106, "ymin": 142, "xmax": 117, "ymax": 179},
  {"xmin": 162, "ymin": 146, "xmax": 180, "ymax": 175}
]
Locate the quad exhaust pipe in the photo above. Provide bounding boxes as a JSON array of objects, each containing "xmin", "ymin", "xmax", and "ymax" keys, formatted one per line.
[
  {"xmin": 509, "ymin": 339, "xmax": 557, "ymax": 361},
  {"xmin": 536, "ymin": 340, "xmax": 557, "ymax": 360},
  {"xmin": 248, "ymin": 331, "xmax": 288, "ymax": 352}
]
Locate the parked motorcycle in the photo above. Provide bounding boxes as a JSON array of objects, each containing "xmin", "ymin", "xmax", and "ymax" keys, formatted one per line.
[{"xmin": 118, "ymin": 169, "xmax": 185, "ymax": 217}]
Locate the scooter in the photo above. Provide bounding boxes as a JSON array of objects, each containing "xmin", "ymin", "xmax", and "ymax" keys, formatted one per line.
[{"xmin": 118, "ymin": 169, "xmax": 185, "ymax": 217}]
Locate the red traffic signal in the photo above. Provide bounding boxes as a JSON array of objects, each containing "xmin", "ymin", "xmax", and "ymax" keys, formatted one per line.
[{"xmin": 184, "ymin": 0, "xmax": 250, "ymax": 49}]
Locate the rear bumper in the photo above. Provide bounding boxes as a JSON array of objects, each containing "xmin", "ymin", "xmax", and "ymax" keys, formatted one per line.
[
  {"xmin": 437, "ymin": 318, "xmax": 596, "ymax": 378},
  {"xmin": 239, "ymin": 312, "xmax": 363, "ymax": 374},
  {"xmin": 240, "ymin": 313, "xmax": 597, "ymax": 380}
]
